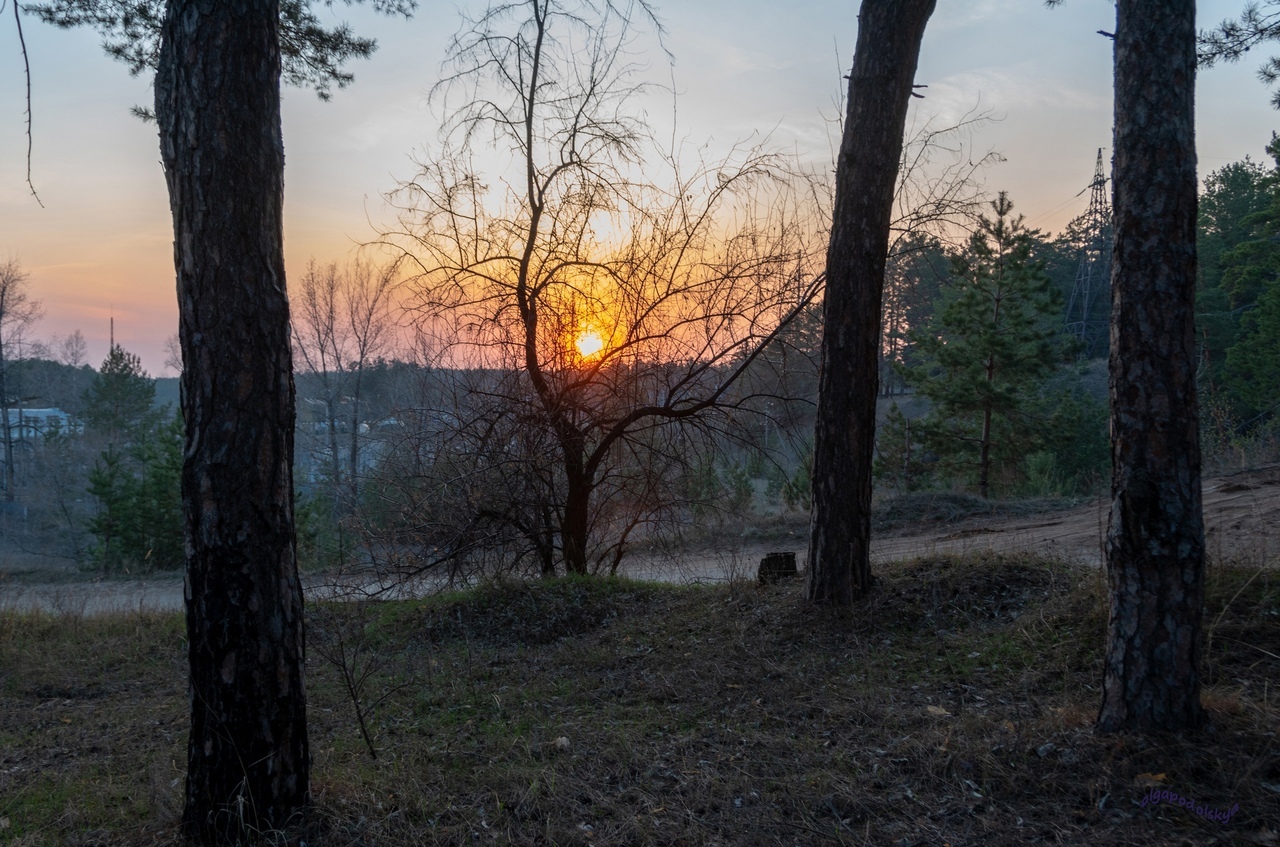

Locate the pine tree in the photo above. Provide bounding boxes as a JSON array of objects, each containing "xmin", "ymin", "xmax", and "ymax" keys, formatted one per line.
[
  {"xmin": 86, "ymin": 445, "xmax": 128, "ymax": 572},
  {"xmin": 806, "ymin": 0, "xmax": 937, "ymax": 605},
  {"xmin": 1226, "ymin": 280, "xmax": 1280, "ymax": 412},
  {"xmin": 128, "ymin": 414, "xmax": 185, "ymax": 569},
  {"xmin": 83, "ymin": 346, "xmax": 183, "ymax": 572},
  {"xmin": 1197, "ymin": 153, "xmax": 1272, "ymax": 396},
  {"xmin": 82, "ymin": 344, "xmax": 156, "ymax": 443},
  {"xmin": 905, "ymin": 192, "xmax": 1064, "ymax": 499},
  {"xmin": 1098, "ymin": 0, "xmax": 1204, "ymax": 733},
  {"xmin": 1217, "ymin": 137, "xmax": 1280, "ymax": 414}
]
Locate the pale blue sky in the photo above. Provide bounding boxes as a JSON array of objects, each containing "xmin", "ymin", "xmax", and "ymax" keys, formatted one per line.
[{"xmin": 1, "ymin": 0, "xmax": 1275, "ymax": 373}]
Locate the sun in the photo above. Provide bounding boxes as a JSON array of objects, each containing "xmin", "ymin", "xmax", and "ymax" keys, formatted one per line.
[{"xmin": 575, "ymin": 330, "xmax": 605, "ymax": 359}]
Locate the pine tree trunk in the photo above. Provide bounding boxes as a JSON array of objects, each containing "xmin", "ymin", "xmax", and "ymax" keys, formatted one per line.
[
  {"xmin": 1098, "ymin": 0, "xmax": 1205, "ymax": 733},
  {"xmin": 807, "ymin": 0, "xmax": 936, "ymax": 604},
  {"xmin": 155, "ymin": 0, "xmax": 311, "ymax": 840}
]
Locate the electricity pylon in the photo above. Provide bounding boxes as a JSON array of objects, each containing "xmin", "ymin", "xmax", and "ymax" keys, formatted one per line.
[{"xmin": 1065, "ymin": 149, "xmax": 1113, "ymax": 358}]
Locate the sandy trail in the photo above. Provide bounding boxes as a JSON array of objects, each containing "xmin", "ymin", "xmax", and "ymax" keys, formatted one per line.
[
  {"xmin": 4, "ymin": 465, "xmax": 1276, "ymax": 614},
  {"xmin": 870, "ymin": 463, "xmax": 1280, "ymax": 566}
]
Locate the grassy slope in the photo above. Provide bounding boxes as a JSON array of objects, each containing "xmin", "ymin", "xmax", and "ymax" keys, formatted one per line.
[{"xmin": 1, "ymin": 555, "xmax": 1277, "ymax": 846}]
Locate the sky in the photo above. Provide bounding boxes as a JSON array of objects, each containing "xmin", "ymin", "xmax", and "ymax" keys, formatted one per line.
[{"xmin": 1, "ymin": 0, "xmax": 1277, "ymax": 375}]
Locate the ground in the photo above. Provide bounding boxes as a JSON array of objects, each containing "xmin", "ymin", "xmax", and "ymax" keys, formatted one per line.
[
  {"xmin": 4, "ymin": 465, "xmax": 1278, "ymax": 612},
  {"xmin": 1, "ymin": 553, "xmax": 1277, "ymax": 845},
  {"xmin": 1, "ymin": 469, "xmax": 1278, "ymax": 845}
]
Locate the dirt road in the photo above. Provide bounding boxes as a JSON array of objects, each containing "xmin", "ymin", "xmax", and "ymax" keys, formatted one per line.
[
  {"xmin": 5, "ymin": 465, "xmax": 1276, "ymax": 614},
  {"xmin": 872, "ymin": 463, "xmax": 1279, "ymax": 566}
]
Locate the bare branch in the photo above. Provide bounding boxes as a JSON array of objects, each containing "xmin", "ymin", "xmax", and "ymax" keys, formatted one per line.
[{"xmin": 12, "ymin": 1, "xmax": 43, "ymax": 206}]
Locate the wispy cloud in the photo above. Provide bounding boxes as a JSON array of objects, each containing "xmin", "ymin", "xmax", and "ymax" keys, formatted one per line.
[
  {"xmin": 930, "ymin": 0, "xmax": 1027, "ymax": 32},
  {"xmin": 921, "ymin": 64, "xmax": 1109, "ymax": 126}
]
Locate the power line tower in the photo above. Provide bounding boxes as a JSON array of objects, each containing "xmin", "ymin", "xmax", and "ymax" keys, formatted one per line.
[{"xmin": 1065, "ymin": 149, "xmax": 1113, "ymax": 358}]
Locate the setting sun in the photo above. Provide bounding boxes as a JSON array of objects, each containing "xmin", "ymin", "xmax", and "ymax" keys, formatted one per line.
[{"xmin": 575, "ymin": 330, "xmax": 605, "ymax": 359}]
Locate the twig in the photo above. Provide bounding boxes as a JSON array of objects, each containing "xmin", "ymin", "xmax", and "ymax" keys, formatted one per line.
[{"xmin": 12, "ymin": 0, "xmax": 43, "ymax": 206}]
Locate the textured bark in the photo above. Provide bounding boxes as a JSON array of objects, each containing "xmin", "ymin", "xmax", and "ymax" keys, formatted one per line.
[
  {"xmin": 807, "ymin": 0, "xmax": 936, "ymax": 604},
  {"xmin": 1098, "ymin": 0, "xmax": 1205, "ymax": 732},
  {"xmin": 155, "ymin": 0, "xmax": 310, "ymax": 840},
  {"xmin": 562, "ymin": 471, "xmax": 590, "ymax": 576}
]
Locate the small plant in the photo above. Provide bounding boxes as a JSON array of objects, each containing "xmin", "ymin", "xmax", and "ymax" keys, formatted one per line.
[
  {"xmin": 721, "ymin": 462, "xmax": 755, "ymax": 514},
  {"xmin": 781, "ymin": 451, "xmax": 812, "ymax": 512},
  {"xmin": 310, "ymin": 602, "xmax": 412, "ymax": 760}
]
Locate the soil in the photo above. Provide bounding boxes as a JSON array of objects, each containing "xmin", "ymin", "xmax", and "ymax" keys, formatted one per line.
[
  {"xmin": 636, "ymin": 463, "xmax": 1280, "ymax": 581},
  {"xmin": 872, "ymin": 463, "xmax": 1280, "ymax": 568},
  {"xmin": 4, "ymin": 465, "xmax": 1277, "ymax": 613}
]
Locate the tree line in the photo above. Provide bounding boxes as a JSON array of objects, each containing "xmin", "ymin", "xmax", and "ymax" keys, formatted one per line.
[{"xmin": 8, "ymin": 136, "xmax": 1278, "ymax": 573}]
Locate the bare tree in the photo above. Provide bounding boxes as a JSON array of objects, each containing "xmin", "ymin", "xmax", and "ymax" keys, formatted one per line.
[
  {"xmin": 807, "ymin": 0, "xmax": 937, "ymax": 605},
  {"xmin": 377, "ymin": 0, "xmax": 824, "ymax": 577},
  {"xmin": 162, "ymin": 333, "xmax": 182, "ymax": 375},
  {"xmin": 1098, "ymin": 0, "xmax": 1206, "ymax": 732},
  {"xmin": 292, "ymin": 258, "xmax": 397, "ymax": 509},
  {"xmin": 0, "ymin": 260, "xmax": 44, "ymax": 503}
]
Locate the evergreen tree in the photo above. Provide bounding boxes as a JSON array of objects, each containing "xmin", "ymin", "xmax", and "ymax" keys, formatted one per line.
[
  {"xmin": 1097, "ymin": 0, "xmax": 1204, "ymax": 733},
  {"xmin": 905, "ymin": 192, "xmax": 1065, "ymax": 498},
  {"xmin": 82, "ymin": 344, "xmax": 156, "ymax": 442},
  {"xmin": 880, "ymin": 236, "xmax": 949, "ymax": 396},
  {"xmin": 1216, "ymin": 138, "xmax": 1280, "ymax": 311},
  {"xmin": 1226, "ymin": 280, "xmax": 1280, "ymax": 413},
  {"xmin": 86, "ymin": 446, "xmax": 128, "ymax": 571},
  {"xmin": 1200, "ymin": 155, "xmax": 1271, "ymax": 293},
  {"xmin": 873, "ymin": 402, "xmax": 925, "ymax": 495},
  {"xmin": 1197, "ymin": 153, "xmax": 1272, "ymax": 394},
  {"xmin": 806, "ymin": 0, "xmax": 937, "ymax": 604},
  {"xmin": 127, "ymin": 414, "xmax": 185, "ymax": 569},
  {"xmin": 1214, "ymin": 137, "xmax": 1280, "ymax": 414},
  {"xmin": 83, "ymin": 345, "xmax": 183, "ymax": 572}
]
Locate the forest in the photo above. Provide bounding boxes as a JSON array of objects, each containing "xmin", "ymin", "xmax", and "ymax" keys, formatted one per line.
[{"xmin": 1, "ymin": 0, "xmax": 1279, "ymax": 845}]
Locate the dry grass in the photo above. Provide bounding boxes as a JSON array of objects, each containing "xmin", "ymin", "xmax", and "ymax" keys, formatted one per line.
[{"xmin": 1, "ymin": 553, "xmax": 1277, "ymax": 846}]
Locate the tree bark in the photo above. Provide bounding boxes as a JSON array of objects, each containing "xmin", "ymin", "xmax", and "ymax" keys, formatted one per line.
[
  {"xmin": 155, "ymin": 0, "xmax": 310, "ymax": 839},
  {"xmin": 807, "ymin": 0, "xmax": 936, "ymax": 604},
  {"xmin": 1098, "ymin": 0, "xmax": 1205, "ymax": 732},
  {"xmin": 562, "ymin": 453, "xmax": 590, "ymax": 575}
]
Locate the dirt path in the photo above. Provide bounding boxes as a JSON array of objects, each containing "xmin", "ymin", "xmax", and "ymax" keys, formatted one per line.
[
  {"xmin": 5, "ymin": 466, "xmax": 1277, "ymax": 614},
  {"xmin": 631, "ymin": 464, "xmax": 1280, "ymax": 578},
  {"xmin": 872, "ymin": 463, "xmax": 1280, "ymax": 566}
]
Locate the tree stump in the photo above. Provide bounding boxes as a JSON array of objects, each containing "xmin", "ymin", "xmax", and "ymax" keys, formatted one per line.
[{"xmin": 758, "ymin": 551, "xmax": 798, "ymax": 585}]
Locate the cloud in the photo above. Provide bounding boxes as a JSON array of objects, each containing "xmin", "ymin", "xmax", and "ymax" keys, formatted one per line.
[
  {"xmin": 921, "ymin": 64, "xmax": 1109, "ymax": 126},
  {"xmin": 930, "ymin": 0, "xmax": 1027, "ymax": 32}
]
